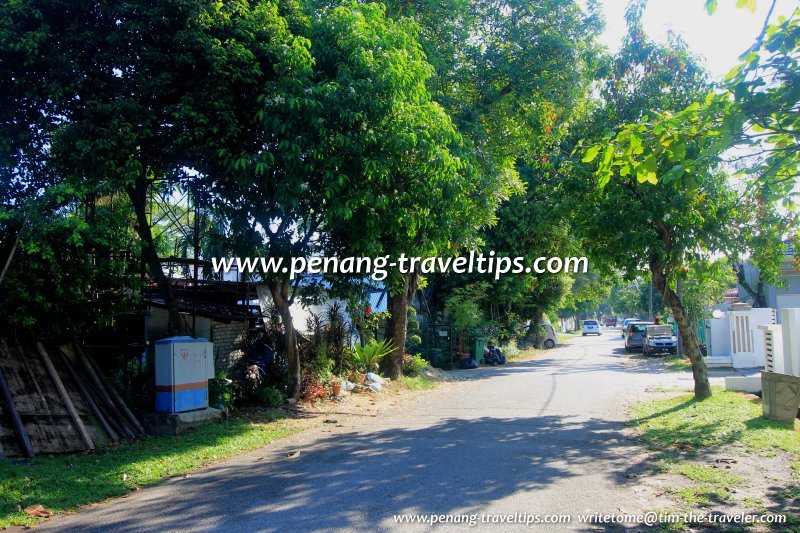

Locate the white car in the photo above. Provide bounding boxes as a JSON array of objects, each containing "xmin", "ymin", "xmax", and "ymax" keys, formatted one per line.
[
  {"xmin": 539, "ymin": 323, "xmax": 559, "ymax": 349},
  {"xmin": 581, "ymin": 320, "xmax": 602, "ymax": 336}
]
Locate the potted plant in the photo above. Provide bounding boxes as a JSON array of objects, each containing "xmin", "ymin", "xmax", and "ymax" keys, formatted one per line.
[{"xmin": 329, "ymin": 377, "xmax": 343, "ymax": 396}]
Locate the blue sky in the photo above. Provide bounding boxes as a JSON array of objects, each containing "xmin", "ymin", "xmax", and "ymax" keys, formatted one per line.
[{"xmin": 597, "ymin": 0, "xmax": 798, "ymax": 79}]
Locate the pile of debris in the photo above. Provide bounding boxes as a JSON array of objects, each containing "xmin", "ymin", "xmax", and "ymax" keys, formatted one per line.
[
  {"xmin": 0, "ymin": 339, "xmax": 143, "ymax": 457},
  {"xmin": 343, "ymin": 372, "xmax": 389, "ymax": 394}
]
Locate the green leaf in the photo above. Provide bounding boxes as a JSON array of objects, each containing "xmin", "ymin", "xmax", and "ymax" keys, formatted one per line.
[
  {"xmin": 635, "ymin": 170, "xmax": 658, "ymax": 185},
  {"xmin": 582, "ymin": 145, "xmax": 601, "ymax": 163},
  {"xmin": 662, "ymin": 164, "xmax": 685, "ymax": 184},
  {"xmin": 601, "ymin": 145, "xmax": 614, "ymax": 166},
  {"xmin": 705, "ymin": 0, "xmax": 718, "ymax": 15},
  {"xmin": 642, "ymin": 155, "xmax": 657, "ymax": 173}
]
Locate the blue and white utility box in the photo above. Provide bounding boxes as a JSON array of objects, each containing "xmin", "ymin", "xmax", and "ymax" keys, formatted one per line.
[{"xmin": 154, "ymin": 337, "xmax": 215, "ymax": 413}]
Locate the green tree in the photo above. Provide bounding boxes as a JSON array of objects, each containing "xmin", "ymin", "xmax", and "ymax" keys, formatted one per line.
[
  {"xmin": 189, "ymin": 2, "xmax": 496, "ymax": 387},
  {"xmin": 379, "ymin": 0, "xmax": 603, "ymax": 349},
  {"xmin": 0, "ymin": 189, "xmax": 141, "ymax": 336},
  {"xmin": 608, "ymin": 281, "xmax": 645, "ymax": 318},
  {"xmin": 1, "ymin": 0, "xmax": 300, "ymax": 335},
  {"xmin": 578, "ymin": 2, "xmax": 724, "ymax": 398}
]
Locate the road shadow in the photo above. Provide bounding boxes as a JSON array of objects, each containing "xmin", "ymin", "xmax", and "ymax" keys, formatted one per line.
[
  {"xmin": 45, "ymin": 414, "xmax": 649, "ymax": 532},
  {"xmin": 447, "ymin": 352, "xmax": 691, "ymax": 383}
]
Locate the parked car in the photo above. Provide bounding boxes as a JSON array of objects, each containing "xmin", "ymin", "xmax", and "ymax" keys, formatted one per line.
[
  {"xmin": 642, "ymin": 325, "xmax": 677, "ymax": 356},
  {"xmin": 539, "ymin": 323, "xmax": 559, "ymax": 349},
  {"xmin": 605, "ymin": 317, "xmax": 617, "ymax": 327},
  {"xmin": 620, "ymin": 318, "xmax": 637, "ymax": 337},
  {"xmin": 582, "ymin": 319, "xmax": 602, "ymax": 336},
  {"xmin": 624, "ymin": 321, "xmax": 654, "ymax": 352}
]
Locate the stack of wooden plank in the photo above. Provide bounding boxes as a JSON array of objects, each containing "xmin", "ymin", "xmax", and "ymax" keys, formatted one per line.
[{"xmin": 0, "ymin": 339, "xmax": 144, "ymax": 458}]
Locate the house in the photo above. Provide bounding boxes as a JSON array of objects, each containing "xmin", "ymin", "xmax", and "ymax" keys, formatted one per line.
[
  {"xmin": 737, "ymin": 244, "xmax": 800, "ymax": 323},
  {"xmin": 704, "ymin": 302, "xmax": 775, "ymax": 368}
]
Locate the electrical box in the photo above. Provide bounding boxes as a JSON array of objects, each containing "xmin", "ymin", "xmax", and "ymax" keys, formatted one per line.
[{"xmin": 154, "ymin": 337, "xmax": 214, "ymax": 413}]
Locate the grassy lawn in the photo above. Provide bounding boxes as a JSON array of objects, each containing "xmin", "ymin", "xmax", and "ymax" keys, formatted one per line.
[
  {"xmin": 400, "ymin": 374, "xmax": 438, "ymax": 390},
  {"xmin": 630, "ymin": 388, "xmax": 800, "ymax": 517},
  {"xmin": 0, "ymin": 410, "xmax": 301, "ymax": 528},
  {"xmin": 630, "ymin": 388, "xmax": 799, "ymax": 460}
]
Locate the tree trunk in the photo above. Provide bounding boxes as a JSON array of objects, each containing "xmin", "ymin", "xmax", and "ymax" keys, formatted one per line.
[
  {"xmin": 524, "ymin": 308, "xmax": 545, "ymax": 347},
  {"xmin": 269, "ymin": 280, "xmax": 301, "ymax": 399},
  {"xmin": 127, "ymin": 181, "xmax": 188, "ymax": 336},
  {"xmin": 381, "ymin": 273, "xmax": 414, "ymax": 379},
  {"xmin": 733, "ymin": 262, "xmax": 767, "ymax": 307},
  {"xmin": 650, "ymin": 259, "xmax": 712, "ymax": 399}
]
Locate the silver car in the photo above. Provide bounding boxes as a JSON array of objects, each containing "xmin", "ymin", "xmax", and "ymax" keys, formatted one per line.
[
  {"xmin": 624, "ymin": 321, "xmax": 654, "ymax": 352},
  {"xmin": 643, "ymin": 325, "xmax": 677, "ymax": 356}
]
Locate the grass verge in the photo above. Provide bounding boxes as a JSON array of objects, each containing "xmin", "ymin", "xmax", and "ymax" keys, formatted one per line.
[
  {"xmin": 660, "ymin": 354, "xmax": 692, "ymax": 371},
  {"xmin": 0, "ymin": 410, "xmax": 301, "ymax": 528},
  {"xmin": 630, "ymin": 388, "xmax": 799, "ymax": 461},
  {"xmin": 400, "ymin": 374, "xmax": 438, "ymax": 390},
  {"xmin": 630, "ymin": 388, "xmax": 799, "ymax": 515}
]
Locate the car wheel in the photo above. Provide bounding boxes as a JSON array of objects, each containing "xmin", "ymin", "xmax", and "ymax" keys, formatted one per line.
[
  {"xmin": 544, "ymin": 339, "xmax": 555, "ymax": 349},
  {"xmin": 582, "ymin": 333, "xmax": 586, "ymax": 336}
]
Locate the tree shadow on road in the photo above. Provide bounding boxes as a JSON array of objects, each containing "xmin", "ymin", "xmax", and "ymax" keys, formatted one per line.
[{"xmin": 54, "ymin": 414, "xmax": 650, "ymax": 532}]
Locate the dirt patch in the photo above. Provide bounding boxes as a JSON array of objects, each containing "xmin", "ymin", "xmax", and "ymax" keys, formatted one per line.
[{"xmin": 235, "ymin": 376, "xmax": 461, "ymax": 434}]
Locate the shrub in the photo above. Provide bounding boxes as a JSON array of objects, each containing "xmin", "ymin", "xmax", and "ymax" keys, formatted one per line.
[
  {"xmin": 407, "ymin": 334, "xmax": 422, "ymax": 347},
  {"xmin": 352, "ymin": 338, "xmax": 396, "ymax": 372},
  {"xmin": 402, "ymin": 353, "xmax": 428, "ymax": 377},
  {"xmin": 209, "ymin": 371, "xmax": 235, "ymax": 411},
  {"xmin": 498, "ymin": 342, "xmax": 522, "ymax": 359},
  {"xmin": 260, "ymin": 386, "xmax": 284, "ymax": 407}
]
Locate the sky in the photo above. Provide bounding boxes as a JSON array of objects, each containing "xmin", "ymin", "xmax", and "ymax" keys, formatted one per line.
[{"xmin": 597, "ymin": 0, "xmax": 798, "ymax": 80}]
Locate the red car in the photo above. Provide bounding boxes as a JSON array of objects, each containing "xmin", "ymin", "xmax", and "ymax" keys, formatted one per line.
[{"xmin": 605, "ymin": 317, "xmax": 617, "ymax": 327}]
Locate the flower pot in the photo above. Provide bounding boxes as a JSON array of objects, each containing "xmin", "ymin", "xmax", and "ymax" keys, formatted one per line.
[
  {"xmin": 761, "ymin": 371, "xmax": 800, "ymax": 422},
  {"xmin": 347, "ymin": 373, "xmax": 356, "ymax": 383},
  {"xmin": 330, "ymin": 381, "xmax": 342, "ymax": 396},
  {"xmin": 358, "ymin": 373, "xmax": 367, "ymax": 384}
]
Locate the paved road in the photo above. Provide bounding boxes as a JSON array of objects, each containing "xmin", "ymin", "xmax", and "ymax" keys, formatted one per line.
[{"xmin": 40, "ymin": 332, "xmax": 711, "ymax": 532}]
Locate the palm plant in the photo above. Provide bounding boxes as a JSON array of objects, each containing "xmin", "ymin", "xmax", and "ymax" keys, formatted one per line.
[{"xmin": 351, "ymin": 339, "xmax": 396, "ymax": 373}]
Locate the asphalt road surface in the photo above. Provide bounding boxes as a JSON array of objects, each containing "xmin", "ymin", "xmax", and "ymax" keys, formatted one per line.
[{"xmin": 39, "ymin": 332, "xmax": 710, "ymax": 532}]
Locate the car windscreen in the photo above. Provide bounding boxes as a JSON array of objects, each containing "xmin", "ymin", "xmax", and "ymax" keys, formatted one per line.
[
  {"xmin": 646, "ymin": 325, "xmax": 673, "ymax": 337},
  {"xmin": 630, "ymin": 323, "xmax": 652, "ymax": 333},
  {"xmin": 584, "ymin": 321, "xmax": 597, "ymax": 326}
]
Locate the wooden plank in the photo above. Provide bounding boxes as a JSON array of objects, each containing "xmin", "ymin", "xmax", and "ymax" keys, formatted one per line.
[
  {"xmin": 36, "ymin": 342, "xmax": 94, "ymax": 451},
  {"xmin": 57, "ymin": 347, "xmax": 119, "ymax": 442},
  {"xmin": 8, "ymin": 341, "xmax": 63, "ymax": 416},
  {"xmin": 77, "ymin": 344, "xmax": 144, "ymax": 435},
  {"xmin": 19, "ymin": 353, "xmax": 51, "ymax": 415},
  {"xmin": 0, "ymin": 364, "xmax": 34, "ymax": 457},
  {"xmin": 71, "ymin": 346, "xmax": 137, "ymax": 440}
]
